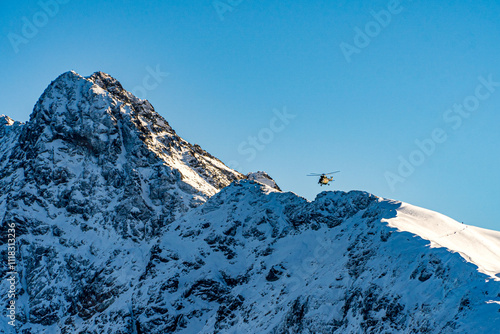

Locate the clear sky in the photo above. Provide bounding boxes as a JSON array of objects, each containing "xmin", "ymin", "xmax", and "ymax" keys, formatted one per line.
[{"xmin": 1, "ymin": 0, "xmax": 499, "ymax": 231}]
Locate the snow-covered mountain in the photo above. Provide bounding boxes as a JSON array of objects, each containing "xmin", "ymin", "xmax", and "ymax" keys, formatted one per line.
[{"xmin": 1, "ymin": 72, "xmax": 499, "ymax": 334}]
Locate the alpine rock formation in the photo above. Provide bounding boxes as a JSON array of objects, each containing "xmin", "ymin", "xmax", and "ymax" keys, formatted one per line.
[{"xmin": 1, "ymin": 71, "xmax": 499, "ymax": 333}]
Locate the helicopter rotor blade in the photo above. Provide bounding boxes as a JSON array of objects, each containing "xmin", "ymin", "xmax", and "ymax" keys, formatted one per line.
[{"xmin": 307, "ymin": 171, "xmax": 340, "ymax": 176}]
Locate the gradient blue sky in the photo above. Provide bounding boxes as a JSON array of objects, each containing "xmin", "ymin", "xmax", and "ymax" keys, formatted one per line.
[{"xmin": 1, "ymin": 0, "xmax": 499, "ymax": 231}]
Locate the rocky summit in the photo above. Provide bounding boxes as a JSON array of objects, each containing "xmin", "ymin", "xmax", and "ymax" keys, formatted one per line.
[{"xmin": 1, "ymin": 72, "xmax": 499, "ymax": 333}]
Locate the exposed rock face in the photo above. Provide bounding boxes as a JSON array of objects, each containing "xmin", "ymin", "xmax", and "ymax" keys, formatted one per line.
[
  {"xmin": 1, "ymin": 71, "xmax": 242, "ymax": 240},
  {"xmin": 0, "ymin": 71, "xmax": 243, "ymax": 332},
  {"xmin": 1, "ymin": 72, "xmax": 499, "ymax": 334}
]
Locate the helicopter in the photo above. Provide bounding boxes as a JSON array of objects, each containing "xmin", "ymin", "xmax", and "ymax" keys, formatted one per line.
[{"xmin": 307, "ymin": 171, "xmax": 340, "ymax": 186}]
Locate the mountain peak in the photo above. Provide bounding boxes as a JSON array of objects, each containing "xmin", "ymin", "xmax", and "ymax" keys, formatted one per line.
[
  {"xmin": 86, "ymin": 71, "xmax": 121, "ymax": 90},
  {"xmin": 86, "ymin": 71, "xmax": 136, "ymax": 103},
  {"xmin": 246, "ymin": 171, "xmax": 281, "ymax": 191},
  {"xmin": 0, "ymin": 114, "xmax": 21, "ymax": 138},
  {"xmin": 3, "ymin": 70, "xmax": 243, "ymax": 239},
  {"xmin": 55, "ymin": 69, "xmax": 83, "ymax": 80},
  {"xmin": 88, "ymin": 70, "xmax": 112, "ymax": 80},
  {"xmin": 0, "ymin": 114, "xmax": 15, "ymax": 126},
  {"xmin": 25, "ymin": 70, "xmax": 167, "ymax": 146}
]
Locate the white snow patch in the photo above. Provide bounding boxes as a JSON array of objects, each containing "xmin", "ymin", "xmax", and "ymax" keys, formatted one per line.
[
  {"xmin": 247, "ymin": 171, "xmax": 280, "ymax": 190},
  {"xmin": 486, "ymin": 300, "xmax": 500, "ymax": 305},
  {"xmin": 387, "ymin": 202, "xmax": 500, "ymax": 280}
]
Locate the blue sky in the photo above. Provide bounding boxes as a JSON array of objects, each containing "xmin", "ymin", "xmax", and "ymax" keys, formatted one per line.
[{"xmin": 1, "ymin": 0, "xmax": 499, "ymax": 231}]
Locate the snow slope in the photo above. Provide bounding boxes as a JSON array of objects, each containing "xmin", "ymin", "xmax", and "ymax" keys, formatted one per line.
[{"xmin": 388, "ymin": 202, "xmax": 500, "ymax": 280}]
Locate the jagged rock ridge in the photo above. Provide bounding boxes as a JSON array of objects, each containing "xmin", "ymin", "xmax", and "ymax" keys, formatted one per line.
[{"xmin": 0, "ymin": 72, "xmax": 499, "ymax": 334}]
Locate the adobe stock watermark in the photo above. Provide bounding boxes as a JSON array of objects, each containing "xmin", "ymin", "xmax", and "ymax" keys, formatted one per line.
[
  {"xmin": 5, "ymin": 221, "xmax": 17, "ymax": 327},
  {"xmin": 212, "ymin": 0, "xmax": 244, "ymax": 21},
  {"xmin": 339, "ymin": 0, "xmax": 412, "ymax": 63},
  {"xmin": 130, "ymin": 65, "xmax": 169, "ymax": 100},
  {"xmin": 228, "ymin": 107, "xmax": 296, "ymax": 170},
  {"xmin": 7, "ymin": 0, "xmax": 71, "ymax": 54},
  {"xmin": 385, "ymin": 74, "xmax": 499, "ymax": 191}
]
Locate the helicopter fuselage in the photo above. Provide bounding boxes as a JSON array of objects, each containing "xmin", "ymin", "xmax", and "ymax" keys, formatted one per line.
[
  {"xmin": 319, "ymin": 175, "xmax": 334, "ymax": 185},
  {"xmin": 308, "ymin": 171, "xmax": 339, "ymax": 186}
]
